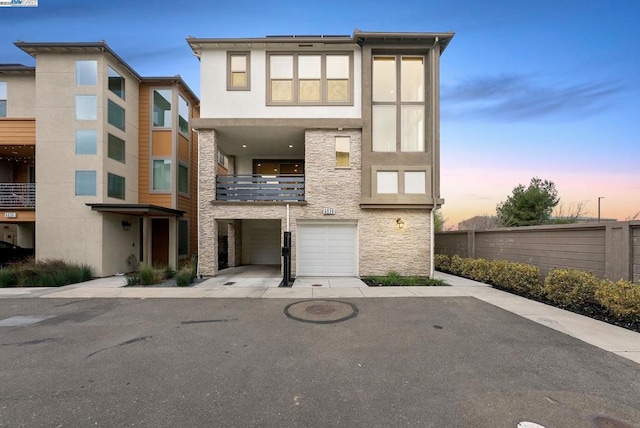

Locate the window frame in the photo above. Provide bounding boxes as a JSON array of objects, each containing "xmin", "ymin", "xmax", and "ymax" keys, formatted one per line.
[
  {"xmin": 178, "ymin": 94, "xmax": 189, "ymax": 136},
  {"xmin": 107, "ymin": 172, "xmax": 126, "ymax": 200},
  {"xmin": 266, "ymin": 52, "xmax": 353, "ymax": 106},
  {"xmin": 152, "ymin": 89, "xmax": 173, "ymax": 128},
  {"xmin": 372, "ymin": 54, "xmax": 427, "ymax": 153},
  {"xmin": 107, "ymin": 66, "xmax": 125, "ymax": 100},
  {"xmin": 75, "ymin": 60, "xmax": 97, "ymax": 86},
  {"xmin": 335, "ymin": 136, "xmax": 350, "ymax": 169},
  {"xmin": 178, "ymin": 162, "xmax": 189, "ymax": 195},
  {"xmin": 75, "ymin": 170, "xmax": 97, "ymax": 196},
  {"xmin": 75, "ymin": 129, "xmax": 97, "ymax": 155},
  {"xmin": 0, "ymin": 81, "xmax": 7, "ymax": 118},
  {"xmin": 152, "ymin": 158, "xmax": 172, "ymax": 192},
  {"xmin": 372, "ymin": 166, "xmax": 430, "ymax": 196},
  {"xmin": 107, "ymin": 133, "xmax": 126, "ymax": 164},
  {"xmin": 227, "ymin": 51, "xmax": 251, "ymax": 91},
  {"xmin": 107, "ymin": 99, "xmax": 125, "ymax": 131}
]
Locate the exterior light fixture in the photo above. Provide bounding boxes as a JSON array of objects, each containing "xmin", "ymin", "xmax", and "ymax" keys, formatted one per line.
[
  {"xmin": 242, "ymin": 144, "xmax": 247, "ymax": 148},
  {"xmin": 288, "ymin": 144, "xmax": 293, "ymax": 148},
  {"xmin": 121, "ymin": 220, "xmax": 132, "ymax": 231},
  {"xmin": 395, "ymin": 218, "xmax": 405, "ymax": 229}
]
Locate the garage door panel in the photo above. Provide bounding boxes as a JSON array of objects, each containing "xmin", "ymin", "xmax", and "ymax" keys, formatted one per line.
[{"xmin": 297, "ymin": 223, "xmax": 357, "ymax": 276}]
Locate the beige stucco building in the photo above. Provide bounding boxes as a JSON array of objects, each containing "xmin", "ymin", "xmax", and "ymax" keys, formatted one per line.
[
  {"xmin": 0, "ymin": 42, "xmax": 199, "ymax": 276},
  {"xmin": 188, "ymin": 30, "xmax": 453, "ymax": 278}
]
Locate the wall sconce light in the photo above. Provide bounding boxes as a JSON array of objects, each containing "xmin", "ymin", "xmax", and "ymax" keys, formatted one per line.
[
  {"xmin": 121, "ymin": 220, "xmax": 132, "ymax": 231},
  {"xmin": 395, "ymin": 218, "xmax": 405, "ymax": 229}
]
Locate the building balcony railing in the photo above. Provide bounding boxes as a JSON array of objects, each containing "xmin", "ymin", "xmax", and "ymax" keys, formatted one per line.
[
  {"xmin": 216, "ymin": 174, "xmax": 305, "ymax": 202},
  {"xmin": 0, "ymin": 183, "xmax": 36, "ymax": 208}
]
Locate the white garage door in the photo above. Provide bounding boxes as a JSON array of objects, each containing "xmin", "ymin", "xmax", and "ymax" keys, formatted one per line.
[{"xmin": 297, "ymin": 223, "xmax": 357, "ymax": 276}]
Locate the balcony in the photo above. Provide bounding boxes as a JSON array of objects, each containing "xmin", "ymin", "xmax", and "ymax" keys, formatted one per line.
[
  {"xmin": 0, "ymin": 183, "xmax": 35, "ymax": 208},
  {"xmin": 216, "ymin": 175, "xmax": 305, "ymax": 202}
]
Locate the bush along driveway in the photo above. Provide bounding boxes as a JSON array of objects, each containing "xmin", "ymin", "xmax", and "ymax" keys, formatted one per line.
[{"xmin": 435, "ymin": 254, "xmax": 640, "ymax": 333}]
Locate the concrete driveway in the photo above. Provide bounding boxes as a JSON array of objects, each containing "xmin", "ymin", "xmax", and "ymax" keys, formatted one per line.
[{"xmin": 0, "ymin": 297, "xmax": 639, "ymax": 427}]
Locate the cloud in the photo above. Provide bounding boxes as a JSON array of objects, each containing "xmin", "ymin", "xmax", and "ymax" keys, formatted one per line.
[{"xmin": 442, "ymin": 74, "xmax": 625, "ymax": 122}]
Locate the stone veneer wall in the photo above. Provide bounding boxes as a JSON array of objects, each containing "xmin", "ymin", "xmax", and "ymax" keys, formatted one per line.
[{"xmin": 197, "ymin": 128, "xmax": 431, "ymax": 277}]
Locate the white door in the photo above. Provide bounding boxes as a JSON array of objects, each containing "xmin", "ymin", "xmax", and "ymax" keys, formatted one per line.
[{"xmin": 297, "ymin": 223, "xmax": 357, "ymax": 276}]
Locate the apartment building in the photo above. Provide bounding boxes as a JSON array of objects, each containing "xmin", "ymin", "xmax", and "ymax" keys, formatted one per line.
[
  {"xmin": 0, "ymin": 42, "xmax": 199, "ymax": 276},
  {"xmin": 188, "ymin": 30, "xmax": 453, "ymax": 277}
]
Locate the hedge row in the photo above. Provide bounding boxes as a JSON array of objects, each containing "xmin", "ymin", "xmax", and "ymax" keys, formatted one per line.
[{"xmin": 435, "ymin": 254, "xmax": 640, "ymax": 319}]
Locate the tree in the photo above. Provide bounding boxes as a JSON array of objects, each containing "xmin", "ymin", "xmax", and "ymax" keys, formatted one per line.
[
  {"xmin": 496, "ymin": 177, "xmax": 559, "ymax": 227},
  {"xmin": 433, "ymin": 209, "xmax": 447, "ymax": 232}
]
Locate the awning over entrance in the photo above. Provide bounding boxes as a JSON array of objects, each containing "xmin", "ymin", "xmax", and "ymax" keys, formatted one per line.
[{"xmin": 86, "ymin": 204, "xmax": 185, "ymax": 217}]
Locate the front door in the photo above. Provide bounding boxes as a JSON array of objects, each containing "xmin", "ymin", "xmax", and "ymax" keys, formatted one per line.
[{"xmin": 151, "ymin": 218, "xmax": 169, "ymax": 266}]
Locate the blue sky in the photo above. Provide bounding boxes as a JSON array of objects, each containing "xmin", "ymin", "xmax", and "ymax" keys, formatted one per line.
[{"xmin": 1, "ymin": 0, "xmax": 638, "ymax": 226}]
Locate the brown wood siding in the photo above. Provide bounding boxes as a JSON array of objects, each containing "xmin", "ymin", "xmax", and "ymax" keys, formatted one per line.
[
  {"xmin": 178, "ymin": 134, "xmax": 189, "ymax": 163},
  {"xmin": 633, "ymin": 226, "xmax": 640, "ymax": 282},
  {"xmin": 138, "ymin": 86, "xmax": 171, "ymax": 207},
  {"xmin": 0, "ymin": 210, "xmax": 35, "ymax": 222},
  {"xmin": 0, "ymin": 119, "xmax": 36, "ymax": 145},
  {"xmin": 152, "ymin": 130, "xmax": 172, "ymax": 157}
]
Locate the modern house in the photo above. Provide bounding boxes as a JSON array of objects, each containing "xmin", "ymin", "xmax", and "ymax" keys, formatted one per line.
[
  {"xmin": 188, "ymin": 30, "xmax": 453, "ymax": 278},
  {"xmin": 0, "ymin": 42, "xmax": 200, "ymax": 276}
]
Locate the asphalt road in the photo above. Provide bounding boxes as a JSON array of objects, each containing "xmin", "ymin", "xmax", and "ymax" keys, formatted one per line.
[{"xmin": 0, "ymin": 297, "xmax": 639, "ymax": 428}]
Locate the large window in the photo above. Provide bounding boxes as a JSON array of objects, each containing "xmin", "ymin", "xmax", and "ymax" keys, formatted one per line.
[
  {"xmin": 75, "ymin": 129, "xmax": 97, "ymax": 154},
  {"xmin": 374, "ymin": 169, "xmax": 427, "ymax": 195},
  {"xmin": 152, "ymin": 159, "xmax": 171, "ymax": 191},
  {"xmin": 76, "ymin": 95, "xmax": 97, "ymax": 120},
  {"xmin": 178, "ymin": 163, "xmax": 189, "ymax": 194},
  {"xmin": 267, "ymin": 53, "xmax": 351, "ymax": 104},
  {"xmin": 75, "ymin": 171, "xmax": 96, "ymax": 196},
  {"xmin": 178, "ymin": 95, "xmax": 188, "ymax": 135},
  {"xmin": 108, "ymin": 66, "xmax": 125, "ymax": 100},
  {"xmin": 227, "ymin": 52, "xmax": 250, "ymax": 90},
  {"xmin": 108, "ymin": 133, "xmax": 125, "ymax": 163},
  {"xmin": 0, "ymin": 82, "xmax": 7, "ymax": 117},
  {"xmin": 108, "ymin": 99, "xmax": 125, "ymax": 131},
  {"xmin": 153, "ymin": 89, "xmax": 172, "ymax": 127},
  {"xmin": 372, "ymin": 55, "xmax": 426, "ymax": 152},
  {"xmin": 107, "ymin": 173, "xmax": 125, "ymax": 199},
  {"xmin": 75, "ymin": 60, "xmax": 97, "ymax": 86}
]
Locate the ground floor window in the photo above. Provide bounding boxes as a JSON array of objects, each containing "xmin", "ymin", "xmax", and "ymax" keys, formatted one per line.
[{"xmin": 178, "ymin": 220, "xmax": 188, "ymax": 257}]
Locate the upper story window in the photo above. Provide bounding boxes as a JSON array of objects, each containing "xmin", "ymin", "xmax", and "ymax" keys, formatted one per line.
[
  {"xmin": 75, "ymin": 129, "xmax": 97, "ymax": 155},
  {"xmin": 335, "ymin": 136, "xmax": 350, "ymax": 168},
  {"xmin": 227, "ymin": 52, "xmax": 250, "ymax": 91},
  {"xmin": 178, "ymin": 94, "xmax": 189, "ymax": 135},
  {"xmin": 0, "ymin": 82, "xmax": 6, "ymax": 117},
  {"xmin": 108, "ymin": 133, "xmax": 125, "ymax": 163},
  {"xmin": 108, "ymin": 99, "xmax": 125, "ymax": 131},
  {"xmin": 107, "ymin": 173, "xmax": 125, "ymax": 200},
  {"xmin": 76, "ymin": 95, "xmax": 97, "ymax": 120},
  {"xmin": 153, "ymin": 89, "xmax": 172, "ymax": 127},
  {"xmin": 372, "ymin": 55, "xmax": 425, "ymax": 152},
  {"xmin": 75, "ymin": 60, "xmax": 97, "ymax": 86},
  {"xmin": 267, "ymin": 53, "xmax": 352, "ymax": 105},
  {"xmin": 75, "ymin": 170, "xmax": 96, "ymax": 196},
  {"xmin": 108, "ymin": 66, "xmax": 125, "ymax": 100}
]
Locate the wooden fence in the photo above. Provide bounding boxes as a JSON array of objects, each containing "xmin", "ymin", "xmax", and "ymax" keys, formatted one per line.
[{"xmin": 435, "ymin": 221, "xmax": 640, "ymax": 282}]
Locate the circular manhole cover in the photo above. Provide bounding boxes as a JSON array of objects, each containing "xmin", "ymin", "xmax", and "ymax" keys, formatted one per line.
[{"xmin": 284, "ymin": 300, "xmax": 358, "ymax": 324}]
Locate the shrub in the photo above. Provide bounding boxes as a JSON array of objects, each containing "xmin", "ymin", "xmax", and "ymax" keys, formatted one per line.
[
  {"xmin": 595, "ymin": 280, "xmax": 640, "ymax": 318},
  {"xmin": 0, "ymin": 268, "xmax": 17, "ymax": 287},
  {"xmin": 461, "ymin": 258, "xmax": 492, "ymax": 283},
  {"xmin": 434, "ymin": 254, "xmax": 450, "ymax": 272},
  {"xmin": 449, "ymin": 255, "xmax": 464, "ymax": 276},
  {"xmin": 487, "ymin": 260, "xmax": 542, "ymax": 296},
  {"xmin": 175, "ymin": 267, "xmax": 196, "ymax": 287},
  {"xmin": 138, "ymin": 265, "xmax": 156, "ymax": 286},
  {"xmin": 2, "ymin": 259, "xmax": 92, "ymax": 287},
  {"xmin": 544, "ymin": 268, "xmax": 600, "ymax": 308},
  {"xmin": 125, "ymin": 275, "xmax": 139, "ymax": 286}
]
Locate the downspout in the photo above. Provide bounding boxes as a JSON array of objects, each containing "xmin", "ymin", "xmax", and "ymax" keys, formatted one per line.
[
  {"xmin": 196, "ymin": 129, "xmax": 201, "ymax": 278},
  {"xmin": 430, "ymin": 37, "xmax": 441, "ymax": 278},
  {"xmin": 430, "ymin": 207, "xmax": 435, "ymax": 277}
]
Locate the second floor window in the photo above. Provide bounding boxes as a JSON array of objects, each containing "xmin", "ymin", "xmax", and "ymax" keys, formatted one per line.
[
  {"xmin": 75, "ymin": 60, "xmax": 97, "ymax": 86},
  {"xmin": 153, "ymin": 89, "xmax": 172, "ymax": 128},
  {"xmin": 372, "ymin": 55, "xmax": 426, "ymax": 152},
  {"xmin": 227, "ymin": 52, "xmax": 250, "ymax": 91},
  {"xmin": 267, "ymin": 53, "xmax": 351, "ymax": 105}
]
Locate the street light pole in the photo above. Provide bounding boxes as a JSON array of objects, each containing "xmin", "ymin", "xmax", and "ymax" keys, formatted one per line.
[{"xmin": 598, "ymin": 196, "xmax": 605, "ymax": 222}]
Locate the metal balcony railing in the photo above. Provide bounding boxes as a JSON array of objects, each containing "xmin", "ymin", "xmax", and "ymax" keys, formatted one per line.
[
  {"xmin": 216, "ymin": 174, "xmax": 305, "ymax": 202},
  {"xmin": 0, "ymin": 183, "xmax": 35, "ymax": 208}
]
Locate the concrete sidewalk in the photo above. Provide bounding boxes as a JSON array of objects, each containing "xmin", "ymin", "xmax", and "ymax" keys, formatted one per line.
[{"xmin": 0, "ymin": 270, "xmax": 638, "ymax": 365}]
